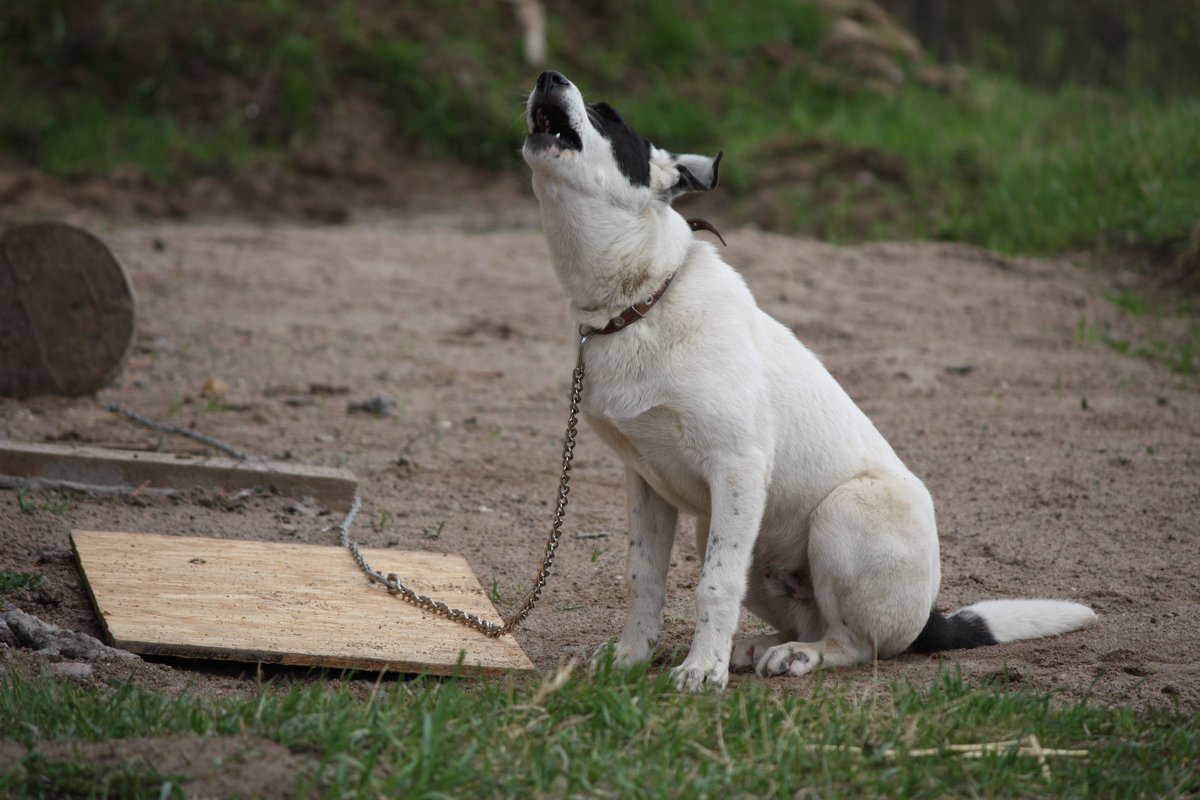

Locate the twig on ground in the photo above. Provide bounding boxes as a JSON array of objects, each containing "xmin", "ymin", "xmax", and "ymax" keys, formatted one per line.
[{"xmin": 99, "ymin": 401, "xmax": 250, "ymax": 460}]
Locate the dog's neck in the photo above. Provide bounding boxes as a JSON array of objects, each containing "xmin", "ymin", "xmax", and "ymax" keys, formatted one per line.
[{"xmin": 535, "ymin": 189, "xmax": 692, "ymax": 324}]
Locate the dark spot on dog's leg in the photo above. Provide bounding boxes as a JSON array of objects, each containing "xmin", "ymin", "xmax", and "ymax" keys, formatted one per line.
[{"xmin": 705, "ymin": 533, "xmax": 722, "ymax": 561}]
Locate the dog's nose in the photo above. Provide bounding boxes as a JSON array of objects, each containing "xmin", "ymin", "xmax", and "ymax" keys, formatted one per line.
[{"xmin": 536, "ymin": 70, "xmax": 570, "ymax": 91}]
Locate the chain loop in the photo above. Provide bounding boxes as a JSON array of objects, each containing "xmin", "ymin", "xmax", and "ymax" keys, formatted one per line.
[{"xmin": 340, "ymin": 338, "xmax": 588, "ymax": 638}]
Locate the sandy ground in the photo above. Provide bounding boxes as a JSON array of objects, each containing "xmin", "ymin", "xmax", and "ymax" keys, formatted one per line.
[{"xmin": 2, "ymin": 219, "xmax": 1198, "ymax": 712}]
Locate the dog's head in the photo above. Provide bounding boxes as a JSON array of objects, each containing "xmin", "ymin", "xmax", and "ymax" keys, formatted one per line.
[{"xmin": 522, "ymin": 71, "xmax": 722, "ymax": 212}]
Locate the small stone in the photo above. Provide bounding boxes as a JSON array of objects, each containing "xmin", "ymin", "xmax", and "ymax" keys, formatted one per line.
[
  {"xmin": 561, "ymin": 644, "xmax": 587, "ymax": 660},
  {"xmin": 48, "ymin": 662, "xmax": 94, "ymax": 682},
  {"xmin": 287, "ymin": 496, "xmax": 322, "ymax": 518},
  {"xmin": 347, "ymin": 394, "xmax": 397, "ymax": 417},
  {"xmin": 202, "ymin": 376, "xmax": 229, "ymax": 397},
  {"xmin": 2, "ymin": 605, "xmax": 137, "ymax": 662}
]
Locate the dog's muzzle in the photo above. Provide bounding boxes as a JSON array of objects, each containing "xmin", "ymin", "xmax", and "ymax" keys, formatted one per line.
[{"xmin": 527, "ymin": 71, "xmax": 582, "ymax": 152}]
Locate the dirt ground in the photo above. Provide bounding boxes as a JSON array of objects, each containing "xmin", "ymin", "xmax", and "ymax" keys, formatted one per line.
[{"xmin": 2, "ymin": 189, "xmax": 1198, "ymax": 713}]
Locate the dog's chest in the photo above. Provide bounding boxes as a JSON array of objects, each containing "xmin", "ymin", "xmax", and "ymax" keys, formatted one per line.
[{"xmin": 583, "ymin": 402, "xmax": 711, "ymax": 516}]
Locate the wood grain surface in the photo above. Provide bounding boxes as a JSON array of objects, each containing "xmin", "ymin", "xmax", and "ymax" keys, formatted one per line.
[{"xmin": 71, "ymin": 530, "xmax": 534, "ymax": 676}]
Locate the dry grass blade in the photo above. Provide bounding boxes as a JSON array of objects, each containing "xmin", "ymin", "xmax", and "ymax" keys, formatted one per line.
[{"xmin": 805, "ymin": 733, "xmax": 1089, "ymax": 776}]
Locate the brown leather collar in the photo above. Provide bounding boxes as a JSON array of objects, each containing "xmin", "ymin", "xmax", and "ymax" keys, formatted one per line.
[
  {"xmin": 585, "ymin": 272, "xmax": 676, "ymax": 336},
  {"xmin": 581, "ymin": 218, "xmax": 723, "ymax": 337}
]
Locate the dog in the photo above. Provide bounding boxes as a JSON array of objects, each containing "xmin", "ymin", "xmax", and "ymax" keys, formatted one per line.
[{"xmin": 522, "ymin": 70, "xmax": 1096, "ymax": 691}]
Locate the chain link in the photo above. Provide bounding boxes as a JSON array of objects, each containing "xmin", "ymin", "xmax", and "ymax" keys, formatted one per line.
[{"xmin": 340, "ymin": 337, "xmax": 589, "ymax": 638}]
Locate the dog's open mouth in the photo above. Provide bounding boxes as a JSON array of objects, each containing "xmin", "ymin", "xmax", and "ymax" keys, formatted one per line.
[{"xmin": 529, "ymin": 103, "xmax": 582, "ymax": 152}]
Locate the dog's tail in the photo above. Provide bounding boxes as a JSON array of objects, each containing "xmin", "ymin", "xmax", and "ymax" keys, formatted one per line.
[{"xmin": 909, "ymin": 599, "xmax": 1096, "ymax": 653}]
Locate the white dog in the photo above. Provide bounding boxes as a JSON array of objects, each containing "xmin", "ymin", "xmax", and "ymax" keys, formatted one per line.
[{"xmin": 522, "ymin": 71, "xmax": 1096, "ymax": 691}]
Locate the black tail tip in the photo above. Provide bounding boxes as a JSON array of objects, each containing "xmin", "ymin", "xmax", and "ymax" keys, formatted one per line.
[{"xmin": 910, "ymin": 608, "xmax": 998, "ymax": 653}]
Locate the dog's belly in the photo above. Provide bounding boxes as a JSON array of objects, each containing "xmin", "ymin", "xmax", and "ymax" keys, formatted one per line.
[{"xmin": 584, "ymin": 408, "xmax": 711, "ymax": 516}]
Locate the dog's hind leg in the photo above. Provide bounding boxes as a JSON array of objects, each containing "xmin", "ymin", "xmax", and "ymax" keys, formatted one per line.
[
  {"xmin": 755, "ymin": 470, "xmax": 937, "ymax": 678},
  {"xmin": 732, "ymin": 571, "xmax": 826, "ymax": 671},
  {"xmin": 608, "ymin": 468, "xmax": 678, "ymax": 665},
  {"xmin": 732, "ymin": 605, "xmax": 827, "ymax": 671}
]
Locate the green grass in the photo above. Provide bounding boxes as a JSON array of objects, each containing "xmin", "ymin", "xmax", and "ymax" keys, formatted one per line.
[
  {"xmin": 8, "ymin": 754, "xmax": 186, "ymax": 800},
  {"xmin": 2, "ymin": 1, "xmax": 1197, "ymax": 269},
  {"xmin": 0, "ymin": 570, "xmax": 42, "ymax": 598},
  {"xmin": 1075, "ymin": 290, "xmax": 1200, "ymax": 377},
  {"xmin": 1, "ymin": 664, "xmax": 1197, "ymax": 798},
  {"xmin": 0, "ymin": 85, "xmax": 266, "ymax": 182},
  {"xmin": 15, "ymin": 488, "xmax": 72, "ymax": 515},
  {"xmin": 760, "ymin": 77, "xmax": 1200, "ymax": 257}
]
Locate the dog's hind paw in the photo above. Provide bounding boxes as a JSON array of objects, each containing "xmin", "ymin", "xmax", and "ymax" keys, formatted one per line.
[
  {"xmin": 730, "ymin": 632, "xmax": 785, "ymax": 671},
  {"xmin": 670, "ymin": 660, "xmax": 729, "ymax": 692}
]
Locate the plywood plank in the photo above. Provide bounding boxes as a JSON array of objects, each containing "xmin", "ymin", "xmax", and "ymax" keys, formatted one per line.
[
  {"xmin": 1, "ymin": 441, "xmax": 357, "ymax": 510},
  {"xmin": 71, "ymin": 530, "xmax": 533, "ymax": 676}
]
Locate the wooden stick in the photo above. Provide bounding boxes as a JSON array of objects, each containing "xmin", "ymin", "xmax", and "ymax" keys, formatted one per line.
[{"xmin": 0, "ymin": 440, "xmax": 357, "ymax": 510}]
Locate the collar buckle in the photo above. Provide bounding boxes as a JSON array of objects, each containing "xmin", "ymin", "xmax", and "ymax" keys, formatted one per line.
[{"xmin": 585, "ymin": 271, "xmax": 677, "ymax": 337}]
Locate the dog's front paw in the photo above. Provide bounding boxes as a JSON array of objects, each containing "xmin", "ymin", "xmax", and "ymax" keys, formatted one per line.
[
  {"xmin": 756, "ymin": 643, "xmax": 819, "ymax": 678},
  {"xmin": 616, "ymin": 636, "xmax": 657, "ymax": 665},
  {"xmin": 670, "ymin": 659, "xmax": 729, "ymax": 692},
  {"xmin": 590, "ymin": 637, "xmax": 654, "ymax": 670},
  {"xmin": 588, "ymin": 641, "xmax": 617, "ymax": 670}
]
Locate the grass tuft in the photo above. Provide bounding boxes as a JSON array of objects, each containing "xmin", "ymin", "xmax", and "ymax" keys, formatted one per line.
[
  {"xmin": 15, "ymin": 488, "xmax": 72, "ymax": 515},
  {"xmin": 0, "ymin": 570, "xmax": 42, "ymax": 598},
  {"xmin": 1, "ymin": 665, "xmax": 1197, "ymax": 797}
]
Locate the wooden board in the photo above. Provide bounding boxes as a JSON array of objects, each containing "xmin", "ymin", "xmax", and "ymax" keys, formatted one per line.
[
  {"xmin": 71, "ymin": 530, "xmax": 533, "ymax": 676},
  {"xmin": 1, "ymin": 441, "xmax": 357, "ymax": 510},
  {"xmin": 0, "ymin": 221, "xmax": 137, "ymax": 398}
]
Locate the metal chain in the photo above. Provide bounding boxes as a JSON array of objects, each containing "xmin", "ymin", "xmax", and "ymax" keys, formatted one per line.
[
  {"xmin": 340, "ymin": 336, "xmax": 589, "ymax": 638},
  {"xmin": 101, "ymin": 342, "xmax": 589, "ymax": 638}
]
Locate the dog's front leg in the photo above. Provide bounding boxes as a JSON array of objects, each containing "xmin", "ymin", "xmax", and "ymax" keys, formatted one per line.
[
  {"xmin": 607, "ymin": 468, "xmax": 678, "ymax": 666},
  {"xmin": 671, "ymin": 466, "xmax": 764, "ymax": 692}
]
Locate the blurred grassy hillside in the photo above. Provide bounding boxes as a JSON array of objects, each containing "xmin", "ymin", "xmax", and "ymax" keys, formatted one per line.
[{"xmin": 1, "ymin": 0, "xmax": 1197, "ymax": 276}]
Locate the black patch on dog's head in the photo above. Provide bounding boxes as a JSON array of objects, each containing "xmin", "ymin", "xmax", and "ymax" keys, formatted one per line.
[{"xmin": 587, "ymin": 102, "xmax": 651, "ymax": 188}]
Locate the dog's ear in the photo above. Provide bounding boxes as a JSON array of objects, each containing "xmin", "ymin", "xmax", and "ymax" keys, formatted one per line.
[{"xmin": 670, "ymin": 150, "xmax": 723, "ymax": 197}]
